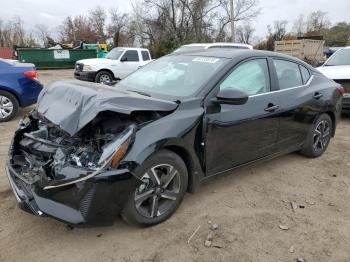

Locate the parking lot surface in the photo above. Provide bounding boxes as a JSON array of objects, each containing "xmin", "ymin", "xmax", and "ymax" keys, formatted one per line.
[{"xmin": 0, "ymin": 70, "xmax": 350, "ymax": 262}]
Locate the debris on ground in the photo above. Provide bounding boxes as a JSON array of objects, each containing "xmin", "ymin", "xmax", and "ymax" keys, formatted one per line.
[
  {"xmin": 206, "ymin": 233, "xmax": 213, "ymax": 241},
  {"xmin": 289, "ymin": 246, "xmax": 295, "ymax": 253},
  {"xmin": 297, "ymin": 257, "xmax": 305, "ymax": 262},
  {"xmin": 306, "ymin": 200, "xmax": 316, "ymax": 205},
  {"xmin": 291, "ymin": 202, "xmax": 298, "ymax": 211},
  {"xmin": 279, "ymin": 225, "xmax": 289, "ymax": 230},
  {"xmin": 187, "ymin": 225, "xmax": 201, "ymax": 244},
  {"xmin": 210, "ymin": 223, "xmax": 219, "ymax": 230},
  {"xmin": 204, "ymin": 240, "xmax": 212, "ymax": 247},
  {"xmin": 211, "ymin": 241, "xmax": 225, "ymax": 249}
]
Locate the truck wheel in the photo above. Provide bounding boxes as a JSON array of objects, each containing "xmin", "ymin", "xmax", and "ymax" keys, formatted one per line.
[
  {"xmin": 95, "ymin": 71, "xmax": 113, "ymax": 84},
  {"xmin": 0, "ymin": 90, "xmax": 19, "ymax": 122}
]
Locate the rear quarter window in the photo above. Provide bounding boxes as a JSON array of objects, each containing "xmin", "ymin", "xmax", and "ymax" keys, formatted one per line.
[
  {"xmin": 273, "ymin": 59, "xmax": 303, "ymax": 90},
  {"xmin": 141, "ymin": 51, "xmax": 150, "ymax": 61}
]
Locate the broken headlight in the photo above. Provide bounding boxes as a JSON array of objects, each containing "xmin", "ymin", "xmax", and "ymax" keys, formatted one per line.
[
  {"xmin": 98, "ymin": 124, "xmax": 135, "ymax": 168},
  {"xmin": 43, "ymin": 124, "xmax": 136, "ymax": 190}
]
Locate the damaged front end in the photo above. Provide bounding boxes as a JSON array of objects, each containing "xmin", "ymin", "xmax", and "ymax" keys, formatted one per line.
[
  {"xmin": 5, "ymin": 81, "xmax": 179, "ymax": 225},
  {"xmin": 6, "ymin": 110, "xmax": 163, "ymax": 225}
]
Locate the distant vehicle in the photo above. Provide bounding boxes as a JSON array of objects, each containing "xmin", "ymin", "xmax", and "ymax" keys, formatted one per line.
[
  {"xmin": 274, "ymin": 39, "xmax": 325, "ymax": 66},
  {"xmin": 317, "ymin": 46, "xmax": 350, "ymax": 113},
  {"xmin": 0, "ymin": 59, "xmax": 43, "ymax": 122},
  {"xmin": 173, "ymin": 42, "xmax": 253, "ymax": 54},
  {"xmin": 74, "ymin": 47, "xmax": 153, "ymax": 83}
]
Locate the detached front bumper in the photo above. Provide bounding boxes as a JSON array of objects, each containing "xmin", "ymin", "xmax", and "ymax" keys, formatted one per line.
[
  {"xmin": 5, "ymin": 159, "xmax": 139, "ymax": 226},
  {"xmin": 74, "ymin": 70, "xmax": 97, "ymax": 82}
]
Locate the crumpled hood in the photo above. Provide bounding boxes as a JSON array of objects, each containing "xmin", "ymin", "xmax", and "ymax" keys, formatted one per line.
[{"xmin": 37, "ymin": 80, "xmax": 178, "ymax": 136}]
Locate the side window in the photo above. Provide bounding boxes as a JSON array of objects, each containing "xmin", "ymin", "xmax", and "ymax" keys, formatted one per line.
[
  {"xmin": 121, "ymin": 50, "xmax": 139, "ymax": 62},
  {"xmin": 273, "ymin": 59, "xmax": 303, "ymax": 89},
  {"xmin": 220, "ymin": 59, "xmax": 270, "ymax": 96},
  {"xmin": 299, "ymin": 65, "xmax": 311, "ymax": 84},
  {"xmin": 141, "ymin": 51, "xmax": 150, "ymax": 61}
]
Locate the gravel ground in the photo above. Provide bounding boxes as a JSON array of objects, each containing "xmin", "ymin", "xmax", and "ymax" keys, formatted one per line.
[{"xmin": 0, "ymin": 70, "xmax": 350, "ymax": 262}]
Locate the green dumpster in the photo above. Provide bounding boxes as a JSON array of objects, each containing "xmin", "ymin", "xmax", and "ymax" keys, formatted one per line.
[{"xmin": 16, "ymin": 48, "xmax": 97, "ymax": 69}]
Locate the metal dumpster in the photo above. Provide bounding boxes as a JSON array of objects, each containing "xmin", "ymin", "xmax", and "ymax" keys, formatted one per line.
[{"xmin": 16, "ymin": 48, "xmax": 97, "ymax": 69}]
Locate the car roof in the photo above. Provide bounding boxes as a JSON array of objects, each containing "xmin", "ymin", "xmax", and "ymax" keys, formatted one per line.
[
  {"xmin": 183, "ymin": 42, "xmax": 253, "ymax": 49},
  {"xmin": 170, "ymin": 49, "xmax": 315, "ymax": 69},
  {"xmin": 114, "ymin": 47, "xmax": 149, "ymax": 51}
]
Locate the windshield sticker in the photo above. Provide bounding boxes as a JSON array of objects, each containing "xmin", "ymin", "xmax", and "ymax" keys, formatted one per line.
[{"xmin": 192, "ymin": 57, "xmax": 219, "ymax": 64}]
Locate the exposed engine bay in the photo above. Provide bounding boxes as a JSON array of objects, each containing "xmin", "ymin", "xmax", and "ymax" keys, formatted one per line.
[{"xmin": 10, "ymin": 110, "xmax": 163, "ymax": 185}]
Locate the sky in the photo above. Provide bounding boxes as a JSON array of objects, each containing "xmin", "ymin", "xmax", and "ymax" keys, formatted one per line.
[{"xmin": 0, "ymin": 0, "xmax": 350, "ymax": 39}]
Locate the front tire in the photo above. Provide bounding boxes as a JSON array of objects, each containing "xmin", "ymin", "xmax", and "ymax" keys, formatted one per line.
[
  {"xmin": 95, "ymin": 71, "xmax": 113, "ymax": 84},
  {"xmin": 122, "ymin": 150, "xmax": 188, "ymax": 227},
  {"xmin": 300, "ymin": 114, "xmax": 333, "ymax": 158},
  {"xmin": 0, "ymin": 90, "xmax": 19, "ymax": 122}
]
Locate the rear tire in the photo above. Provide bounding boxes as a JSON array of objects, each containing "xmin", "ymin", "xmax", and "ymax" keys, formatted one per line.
[
  {"xmin": 0, "ymin": 90, "xmax": 19, "ymax": 122},
  {"xmin": 300, "ymin": 114, "xmax": 333, "ymax": 158},
  {"xmin": 122, "ymin": 150, "xmax": 188, "ymax": 227},
  {"xmin": 95, "ymin": 71, "xmax": 113, "ymax": 84}
]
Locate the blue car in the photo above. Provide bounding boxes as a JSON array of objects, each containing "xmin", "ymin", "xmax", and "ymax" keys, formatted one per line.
[{"xmin": 0, "ymin": 59, "xmax": 43, "ymax": 122}]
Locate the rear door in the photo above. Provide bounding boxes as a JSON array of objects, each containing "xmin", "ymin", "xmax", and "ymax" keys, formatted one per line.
[
  {"xmin": 271, "ymin": 58, "xmax": 324, "ymax": 150},
  {"xmin": 205, "ymin": 58, "xmax": 281, "ymax": 175}
]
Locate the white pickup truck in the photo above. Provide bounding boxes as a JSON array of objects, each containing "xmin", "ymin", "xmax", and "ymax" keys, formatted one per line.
[{"xmin": 74, "ymin": 47, "xmax": 152, "ymax": 83}]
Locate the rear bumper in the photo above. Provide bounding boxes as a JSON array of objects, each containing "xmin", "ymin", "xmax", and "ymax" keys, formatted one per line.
[
  {"xmin": 19, "ymin": 80, "xmax": 44, "ymax": 107},
  {"xmin": 74, "ymin": 71, "xmax": 96, "ymax": 82}
]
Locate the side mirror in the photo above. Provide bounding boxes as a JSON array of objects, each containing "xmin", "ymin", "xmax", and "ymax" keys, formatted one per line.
[
  {"xmin": 120, "ymin": 57, "xmax": 127, "ymax": 62},
  {"xmin": 212, "ymin": 88, "xmax": 249, "ymax": 105}
]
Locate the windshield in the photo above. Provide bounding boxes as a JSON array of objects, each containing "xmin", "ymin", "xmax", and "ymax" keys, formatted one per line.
[
  {"xmin": 119, "ymin": 55, "xmax": 227, "ymax": 98},
  {"xmin": 106, "ymin": 48, "xmax": 124, "ymax": 60},
  {"xmin": 325, "ymin": 48, "xmax": 350, "ymax": 66}
]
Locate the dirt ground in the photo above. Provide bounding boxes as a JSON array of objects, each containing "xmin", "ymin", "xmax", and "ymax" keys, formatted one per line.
[{"xmin": 0, "ymin": 70, "xmax": 350, "ymax": 262}]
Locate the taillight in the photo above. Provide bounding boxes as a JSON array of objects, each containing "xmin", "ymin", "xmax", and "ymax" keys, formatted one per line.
[
  {"xmin": 338, "ymin": 86, "xmax": 345, "ymax": 97},
  {"xmin": 23, "ymin": 70, "xmax": 37, "ymax": 80}
]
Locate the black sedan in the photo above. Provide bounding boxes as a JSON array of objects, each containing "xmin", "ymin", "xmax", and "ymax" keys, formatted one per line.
[{"xmin": 6, "ymin": 50, "xmax": 343, "ymax": 227}]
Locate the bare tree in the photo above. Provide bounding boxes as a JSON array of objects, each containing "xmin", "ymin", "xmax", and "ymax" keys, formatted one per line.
[
  {"xmin": 88, "ymin": 6, "xmax": 107, "ymax": 42},
  {"xmin": 307, "ymin": 11, "xmax": 330, "ymax": 33},
  {"xmin": 108, "ymin": 8, "xmax": 132, "ymax": 47},
  {"xmin": 268, "ymin": 20, "xmax": 288, "ymax": 41},
  {"xmin": 0, "ymin": 17, "xmax": 37, "ymax": 47},
  {"xmin": 218, "ymin": 0, "xmax": 261, "ymax": 41},
  {"xmin": 35, "ymin": 24, "xmax": 50, "ymax": 47},
  {"xmin": 236, "ymin": 23, "xmax": 255, "ymax": 43},
  {"xmin": 292, "ymin": 15, "xmax": 306, "ymax": 36}
]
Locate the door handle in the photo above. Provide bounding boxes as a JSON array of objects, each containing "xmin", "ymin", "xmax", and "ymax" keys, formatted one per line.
[
  {"xmin": 313, "ymin": 92, "xmax": 323, "ymax": 99},
  {"xmin": 264, "ymin": 104, "xmax": 279, "ymax": 112}
]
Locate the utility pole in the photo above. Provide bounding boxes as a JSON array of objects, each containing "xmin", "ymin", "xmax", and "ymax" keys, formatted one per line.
[{"xmin": 230, "ymin": 0, "xmax": 235, "ymax": 42}]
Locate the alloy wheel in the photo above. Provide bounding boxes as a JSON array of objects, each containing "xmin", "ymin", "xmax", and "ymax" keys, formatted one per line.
[
  {"xmin": 134, "ymin": 164, "xmax": 181, "ymax": 218},
  {"xmin": 0, "ymin": 95, "xmax": 14, "ymax": 119},
  {"xmin": 313, "ymin": 120, "xmax": 331, "ymax": 152}
]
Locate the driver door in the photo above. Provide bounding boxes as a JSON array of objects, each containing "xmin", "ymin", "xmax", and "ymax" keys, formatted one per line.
[
  {"xmin": 205, "ymin": 58, "xmax": 281, "ymax": 175},
  {"xmin": 118, "ymin": 50, "xmax": 141, "ymax": 78}
]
